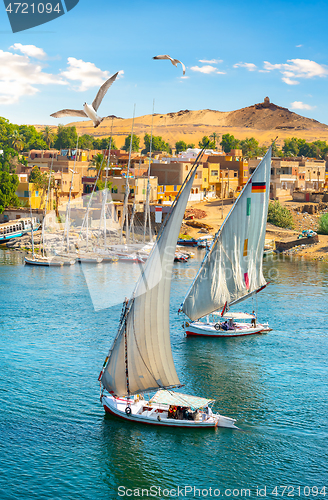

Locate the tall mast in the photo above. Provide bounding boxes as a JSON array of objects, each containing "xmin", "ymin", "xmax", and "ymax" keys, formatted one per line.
[
  {"xmin": 143, "ymin": 99, "xmax": 154, "ymax": 243},
  {"xmin": 64, "ymin": 135, "xmax": 79, "ymax": 251},
  {"xmin": 29, "ymin": 189, "xmax": 35, "ymax": 259},
  {"xmin": 42, "ymin": 155, "xmax": 54, "ymax": 257},
  {"xmin": 103, "ymin": 118, "xmax": 114, "ymax": 249},
  {"xmin": 120, "ymin": 104, "xmax": 136, "ymax": 245},
  {"xmin": 79, "ymin": 152, "xmax": 106, "ymax": 248}
]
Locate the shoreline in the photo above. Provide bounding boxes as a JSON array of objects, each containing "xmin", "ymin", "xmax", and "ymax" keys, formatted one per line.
[{"xmin": 2, "ymin": 198, "xmax": 328, "ymax": 262}]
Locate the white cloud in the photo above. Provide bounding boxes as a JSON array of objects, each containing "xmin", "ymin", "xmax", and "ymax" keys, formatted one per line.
[
  {"xmin": 216, "ymin": 71, "xmax": 226, "ymax": 74},
  {"xmin": 296, "ymin": 44, "xmax": 303, "ymax": 48},
  {"xmin": 60, "ymin": 57, "xmax": 114, "ymax": 92},
  {"xmin": 282, "ymin": 77, "xmax": 299, "ymax": 85},
  {"xmin": 0, "ymin": 49, "xmax": 66, "ymax": 104},
  {"xmin": 290, "ymin": 101, "xmax": 316, "ymax": 110},
  {"xmin": 10, "ymin": 43, "xmax": 47, "ymax": 59},
  {"xmin": 263, "ymin": 58, "xmax": 328, "ymax": 85},
  {"xmin": 180, "ymin": 75, "xmax": 189, "ymax": 79},
  {"xmin": 233, "ymin": 62, "xmax": 257, "ymax": 71},
  {"xmin": 190, "ymin": 65, "xmax": 219, "ymax": 74},
  {"xmin": 199, "ymin": 59, "xmax": 222, "ymax": 64}
]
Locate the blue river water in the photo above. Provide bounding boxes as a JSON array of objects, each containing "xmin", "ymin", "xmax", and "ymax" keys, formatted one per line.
[{"xmin": 0, "ymin": 249, "xmax": 327, "ymax": 499}]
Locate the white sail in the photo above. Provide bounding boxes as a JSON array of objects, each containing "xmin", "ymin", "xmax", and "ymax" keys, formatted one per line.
[
  {"xmin": 100, "ymin": 164, "xmax": 199, "ymax": 397},
  {"xmin": 182, "ymin": 147, "xmax": 272, "ymax": 321}
]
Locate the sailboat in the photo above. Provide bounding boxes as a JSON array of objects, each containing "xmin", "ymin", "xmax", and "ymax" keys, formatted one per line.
[
  {"xmin": 98, "ymin": 148, "xmax": 237, "ymax": 429},
  {"xmin": 180, "ymin": 147, "xmax": 273, "ymax": 338}
]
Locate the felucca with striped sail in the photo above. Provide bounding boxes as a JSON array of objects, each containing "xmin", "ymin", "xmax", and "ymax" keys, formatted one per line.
[
  {"xmin": 181, "ymin": 147, "xmax": 272, "ymax": 338},
  {"xmin": 98, "ymin": 149, "xmax": 237, "ymax": 428}
]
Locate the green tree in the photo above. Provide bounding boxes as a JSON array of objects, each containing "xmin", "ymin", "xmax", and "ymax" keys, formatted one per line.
[
  {"xmin": 18, "ymin": 124, "xmax": 48, "ymax": 151},
  {"xmin": 271, "ymin": 140, "xmax": 283, "ymax": 157},
  {"xmin": 93, "ymin": 136, "xmax": 117, "ymax": 150},
  {"xmin": 10, "ymin": 129, "xmax": 25, "ymax": 152},
  {"xmin": 318, "ymin": 213, "xmax": 328, "ymax": 234},
  {"xmin": 79, "ymin": 134, "xmax": 94, "ymax": 150},
  {"xmin": 88, "ymin": 153, "xmax": 106, "ymax": 190},
  {"xmin": 312, "ymin": 140, "xmax": 328, "ymax": 158},
  {"xmin": 267, "ymin": 201, "xmax": 294, "ymax": 229},
  {"xmin": 29, "ymin": 166, "xmax": 43, "ymax": 184},
  {"xmin": 122, "ymin": 134, "xmax": 140, "ymax": 152},
  {"xmin": 198, "ymin": 136, "xmax": 215, "ymax": 149},
  {"xmin": 41, "ymin": 126, "xmax": 55, "ymax": 149},
  {"xmin": 0, "ymin": 117, "xmax": 15, "ymax": 149},
  {"xmin": 143, "ymin": 134, "xmax": 170, "ymax": 153},
  {"xmin": 175, "ymin": 140, "xmax": 187, "ymax": 153},
  {"xmin": 282, "ymin": 137, "xmax": 299, "ymax": 157},
  {"xmin": 210, "ymin": 132, "xmax": 218, "ymax": 149},
  {"xmin": 239, "ymin": 137, "xmax": 260, "ymax": 158},
  {"xmin": 187, "ymin": 143, "xmax": 195, "ymax": 149},
  {"xmin": 220, "ymin": 133, "xmax": 240, "ymax": 153},
  {"xmin": 0, "ymin": 170, "xmax": 20, "ymax": 214},
  {"xmin": 0, "ymin": 148, "xmax": 19, "ymax": 173},
  {"xmin": 54, "ymin": 125, "xmax": 78, "ymax": 149}
]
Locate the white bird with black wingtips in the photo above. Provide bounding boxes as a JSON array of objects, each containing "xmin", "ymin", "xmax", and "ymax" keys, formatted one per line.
[
  {"xmin": 51, "ymin": 72, "xmax": 119, "ymax": 128},
  {"xmin": 153, "ymin": 55, "xmax": 186, "ymax": 75}
]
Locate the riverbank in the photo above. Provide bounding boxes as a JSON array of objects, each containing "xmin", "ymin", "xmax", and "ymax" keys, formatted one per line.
[
  {"xmin": 2, "ymin": 198, "xmax": 328, "ymax": 262},
  {"xmin": 183, "ymin": 198, "xmax": 328, "ymax": 262}
]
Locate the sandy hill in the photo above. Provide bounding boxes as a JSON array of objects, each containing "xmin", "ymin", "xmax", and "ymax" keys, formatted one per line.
[{"xmin": 44, "ymin": 98, "xmax": 328, "ymax": 149}]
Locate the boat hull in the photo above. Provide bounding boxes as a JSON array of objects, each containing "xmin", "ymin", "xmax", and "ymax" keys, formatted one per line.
[
  {"xmin": 185, "ymin": 321, "xmax": 270, "ymax": 337},
  {"xmin": 101, "ymin": 395, "xmax": 237, "ymax": 429},
  {"xmin": 24, "ymin": 256, "xmax": 64, "ymax": 267}
]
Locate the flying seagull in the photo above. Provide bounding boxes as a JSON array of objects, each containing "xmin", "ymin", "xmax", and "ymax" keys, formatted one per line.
[
  {"xmin": 51, "ymin": 72, "xmax": 119, "ymax": 128},
  {"xmin": 153, "ymin": 55, "xmax": 186, "ymax": 75}
]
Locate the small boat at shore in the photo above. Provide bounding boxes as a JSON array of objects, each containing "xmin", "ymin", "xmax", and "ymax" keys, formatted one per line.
[
  {"xmin": 180, "ymin": 146, "xmax": 272, "ymax": 337},
  {"xmin": 0, "ymin": 217, "xmax": 39, "ymax": 244},
  {"xmin": 25, "ymin": 255, "xmax": 65, "ymax": 267},
  {"xmin": 98, "ymin": 147, "xmax": 237, "ymax": 429}
]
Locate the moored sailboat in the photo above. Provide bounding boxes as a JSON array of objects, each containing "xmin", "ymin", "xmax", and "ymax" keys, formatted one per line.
[
  {"xmin": 180, "ymin": 146, "xmax": 273, "ymax": 338},
  {"xmin": 98, "ymin": 148, "xmax": 237, "ymax": 429}
]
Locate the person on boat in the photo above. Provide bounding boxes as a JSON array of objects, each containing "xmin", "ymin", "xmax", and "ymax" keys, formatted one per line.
[
  {"xmin": 228, "ymin": 318, "xmax": 235, "ymax": 330},
  {"xmin": 221, "ymin": 321, "xmax": 229, "ymax": 331},
  {"xmin": 251, "ymin": 311, "xmax": 256, "ymax": 327},
  {"xmin": 168, "ymin": 405, "xmax": 178, "ymax": 419},
  {"xmin": 183, "ymin": 407, "xmax": 193, "ymax": 420}
]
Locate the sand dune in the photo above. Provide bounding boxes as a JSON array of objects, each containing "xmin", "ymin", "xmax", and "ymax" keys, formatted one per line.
[{"xmin": 43, "ymin": 99, "xmax": 328, "ymax": 149}]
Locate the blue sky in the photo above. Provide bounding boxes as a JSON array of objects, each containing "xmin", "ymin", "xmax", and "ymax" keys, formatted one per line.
[{"xmin": 1, "ymin": 0, "xmax": 328, "ymax": 127}]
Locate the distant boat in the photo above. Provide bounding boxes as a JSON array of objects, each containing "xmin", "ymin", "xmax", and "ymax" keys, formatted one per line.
[
  {"xmin": 98, "ymin": 148, "xmax": 238, "ymax": 429},
  {"xmin": 180, "ymin": 147, "xmax": 273, "ymax": 338},
  {"xmin": 24, "ymin": 255, "xmax": 65, "ymax": 267},
  {"xmin": 177, "ymin": 237, "xmax": 199, "ymax": 247},
  {"xmin": 0, "ymin": 217, "xmax": 39, "ymax": 244}
]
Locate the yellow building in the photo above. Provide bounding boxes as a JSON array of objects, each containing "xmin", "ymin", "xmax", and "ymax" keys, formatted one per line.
[
  {"xmin": 157, "ymin": 184, "xmax": 182, "ymax": 202},
  {"xmin": 16, "ymin": 182, "xmax": 51, "ymax": 210},
  {"xmin": 109, "ymin": 176, "xmax": 158, "ymax": 203}
]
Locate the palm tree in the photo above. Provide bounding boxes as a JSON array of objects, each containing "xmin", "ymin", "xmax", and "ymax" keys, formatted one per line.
[
  {"xmin": 42, "ymin": 126, "xmax": 55, "ymax": 149},
  {"xmin": 10, "ymin": 130, "xmax": 24, "ymax": 152},
  {"xmin": 88, "ymin": 153, "xmax": 106, "ymax": 190},
  {"xmin": 210, "ymin": 132, "xmax": 218, "ymax": 150}
]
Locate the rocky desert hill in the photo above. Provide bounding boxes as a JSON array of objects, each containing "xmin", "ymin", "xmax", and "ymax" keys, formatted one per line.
[{"xmin": 47, "ymin": 97, "xmax": 328, "ymax": 149}]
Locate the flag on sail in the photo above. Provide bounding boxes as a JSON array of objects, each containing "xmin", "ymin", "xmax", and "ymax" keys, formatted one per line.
[
  {"xmin": 181, "ymin": 147, "xmax": 272, "ymax": 321},
  {"xmin": 252, "ymin": 182, "xmax": 266, "ymax": 193}
]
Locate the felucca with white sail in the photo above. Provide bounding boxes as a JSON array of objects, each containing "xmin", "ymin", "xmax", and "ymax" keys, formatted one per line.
[
  {"xmin": 98, "ymin": 148, "xmax": 237, "ymax": 428},
  {"xmin": 180, "ymin": 146, "xmax": 273, "ymax": 337}
]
